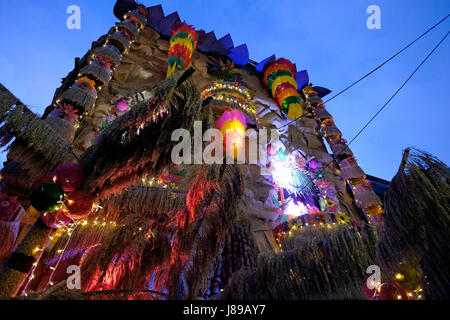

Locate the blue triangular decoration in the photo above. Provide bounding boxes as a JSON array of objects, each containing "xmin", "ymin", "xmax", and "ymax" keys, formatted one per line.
[
  {"xmin": 227, "ymin": 44, "xmax": 249, "ymax": 66},
  {"xmin": 256, "ymin": 54, "xmax": 275, "ymax": 73}
]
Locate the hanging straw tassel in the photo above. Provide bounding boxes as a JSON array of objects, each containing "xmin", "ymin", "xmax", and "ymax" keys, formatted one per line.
[
  {"xmin": 329, "ymin": 140, "xmax": 353, "ymax": 158},
  {"xmin": 321, "ymin": 125, "xmax": 342, "ymax": 140},
  {"xmin": 107, "ymin": 32, "xmax": 131, "ymax": 53},
  {"xmin": 43, "ymin": 117, "xmax": 76, "ymax": 143},
  {"xmin": 79, "ymin": 63, "xmax": 112, "ymax": 87},
  {"xmin": 353, "ymin": 188, "xmax": 382, "ymax": 209},
  {"xmin": 58, "ymin": 87, "xmax": 97, "ymax": 110},
  {"xmin": 124, "ymin": 10, "xmax": 147, "ymax": 28},
  {"xmin": 92, "ymin": 46, "xmax": 122, "ymax": 67},
  {"xmin": 340, "ymin": 157, "xmax": 366, "ymax": 181},
  {"xmin": 314, "ymin": 106, "xmax": 333, "ymax": 121},
  {"xmin": 117, "ymin": 21, "xmax": 140, "ymax": 40}
]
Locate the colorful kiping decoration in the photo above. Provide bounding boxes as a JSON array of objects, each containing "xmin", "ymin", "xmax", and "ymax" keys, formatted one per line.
[
  {"xmin": 75, "ymin": 76, "xmax": 96, "ymax": 90},
  {"xmin": 55, "ymin": 103, "xmax": 79, "ymax": 122},
  {"xmin": 217, "ymin": 109, "xmax": 247, "ymax": 157},
  {"xmin": 263, "ymin": 58, "xmax": 303, "ymax": 119},
  {"xmin": 167, "ymin": 22, "xmax": 197, "ymax": 77}
]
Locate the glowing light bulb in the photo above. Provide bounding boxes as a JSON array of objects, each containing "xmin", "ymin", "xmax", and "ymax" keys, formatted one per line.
[{"xmin": 395, "ymin": 273, "xmax": 404, "ymax": 281}]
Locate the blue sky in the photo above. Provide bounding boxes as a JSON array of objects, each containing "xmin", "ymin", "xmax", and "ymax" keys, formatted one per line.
[{"xmin": 0, "ymin": 0, "xmax": 449, "ymax": 180}]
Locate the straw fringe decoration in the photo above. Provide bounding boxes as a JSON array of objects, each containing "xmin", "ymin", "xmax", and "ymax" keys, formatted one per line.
[
  {"xmin": 314, "ymin": 107, "xmax": 332, "ymax": 121},
  {"xmin": 117, "ymin": 21, "xmax": 139, "ymax": 40},
  {"xmin": 353, "ymin": 189, "xmax": 382, "ymax": 209},
  {"xmin": 377, "ymin": 148, "xmax": 450, "ymax": 299},
  {"xmin": 58, "ymin": 87, "xmax": 97, "ymax": 111},
  {"xmin": 124, "ymin": 11, "xmax": 146, "ymax": 28},
  {"xmin": 107, "ymin": 32, "xmax": 131, "ymax": 53},
  {"xmin": 43, "ymin": 117, "xmax": 76, "ymax": 143},
  {"xmin": 92, "ymin": 46, "xmax": 122, "ymax": 66},
  {"xmin": 329, "ymin": 140, "xmax": 353, "ymax": 158},
  {"xmin": 79, "ymin": 63, "xmax": 112, "ymax": 87},
  {"xmin": 321, "ymin": 125, "xmax": 342, "ymax": 139}
]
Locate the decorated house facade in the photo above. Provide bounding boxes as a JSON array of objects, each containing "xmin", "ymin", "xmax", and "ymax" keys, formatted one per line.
[{"xmin": 0, "ymin": 1, "xmax": 448, "ymax": 300}]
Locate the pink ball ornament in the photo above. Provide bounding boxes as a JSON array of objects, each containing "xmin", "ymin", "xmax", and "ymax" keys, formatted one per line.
[
  {"xmin": 54, "ymin": 162, "xmax": 85, "ymax": 192},
  {"xmin": 40, "ymin": 208, "xmax": 72, "ymax": 229},
  {"xmin": 362, "ymin": 282, "xmax": 378, "ymax": 300},
  {"xmin": 116, "ymin": 100, "xmax": 129, "ymax": 112}
]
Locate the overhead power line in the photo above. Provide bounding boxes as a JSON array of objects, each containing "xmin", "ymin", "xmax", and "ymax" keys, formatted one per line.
[{"xmin": 278, "ymin": 14, "xmax": 449, "ymax": 129}]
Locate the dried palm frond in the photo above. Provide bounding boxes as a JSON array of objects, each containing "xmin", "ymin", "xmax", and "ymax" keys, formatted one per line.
[
  {"xmin": 164, "ymin": 164, "xmax": 244, "ymax": 299},
  {"xmin": 377, "ymin": 148, "xmax": 450, "ymax": 299},
  {"xmin": 78, "ymin": 69, "xmax": 201, "ymax": 198},
  {"xmin": 222, "ymin": 224, "xmax": 373, "ymax": 300},
  {"xmin": 0, "ymin": 83, "xmax": 75, "ymax": 192}
]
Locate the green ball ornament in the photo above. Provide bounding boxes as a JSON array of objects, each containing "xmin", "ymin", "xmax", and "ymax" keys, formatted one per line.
[{"xmin": 30, "ymin": 182, "xmax": 65, "ymax": 212}]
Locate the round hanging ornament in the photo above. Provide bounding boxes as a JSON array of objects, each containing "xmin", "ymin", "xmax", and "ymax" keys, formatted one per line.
[
  {"xmin": 64, "ymin": 190, "xmax": 94, "ymax": 220},
  {"xmin": 30, "ymin": 182, "xmax": 65, "ymax": 213},
  {"xmin": 40, "ymin": 208, "xmax": 72, "ymax": 229},
  {"xmin": 54, "ymin": 162, "xmax": 85, "ymax": 192}
]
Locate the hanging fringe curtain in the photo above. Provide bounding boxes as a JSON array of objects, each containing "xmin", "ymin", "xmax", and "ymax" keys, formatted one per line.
[{"xmin": 377, "ymin": 148, "xmax": 450, "ymax": 299}]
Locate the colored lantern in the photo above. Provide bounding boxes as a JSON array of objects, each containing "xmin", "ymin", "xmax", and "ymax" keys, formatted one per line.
[
  {"xmin": 262, "ymin": 58, "xmax": 303, "ymax": 119},
  {"xmin": 217, "ymin": 109, "xmax": 247, "ymax": 157},
  {"xmin": 40, "ymin": 208, "xmax": 72, "ymax": 229},
  {"xmin": 64, "ymin": 190, "xmax": 94, "ymax": 220},
  {"xmin": 30, "ymin": 183, "xmax": 65, "ymax": 213},
  {"xmin": 167, "ymin": 22, "xmax": 197, "ymax": 77},
  {"xmin": 54, "ymin": 162, "xmax": 85, "ymax": 192}
]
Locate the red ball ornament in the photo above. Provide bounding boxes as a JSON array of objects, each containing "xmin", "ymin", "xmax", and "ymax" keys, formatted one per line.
[
  {"xmin": 362, "ymin": 282, "xmax": 378, "ymax": 300},
  {"xmin": 54, "ymin": 162, "xmax": 85, "ymax": 192},
  {"xmin": 40, "ymin": 208, "xmax": 72, "ymax": 229},
  {"xmin": 379, "ymin": 282, "xmax": 408, "ymax": 300},
  {"xmin": 64, "ymin": 190, "xmax": 94, "ymax": 220}
]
